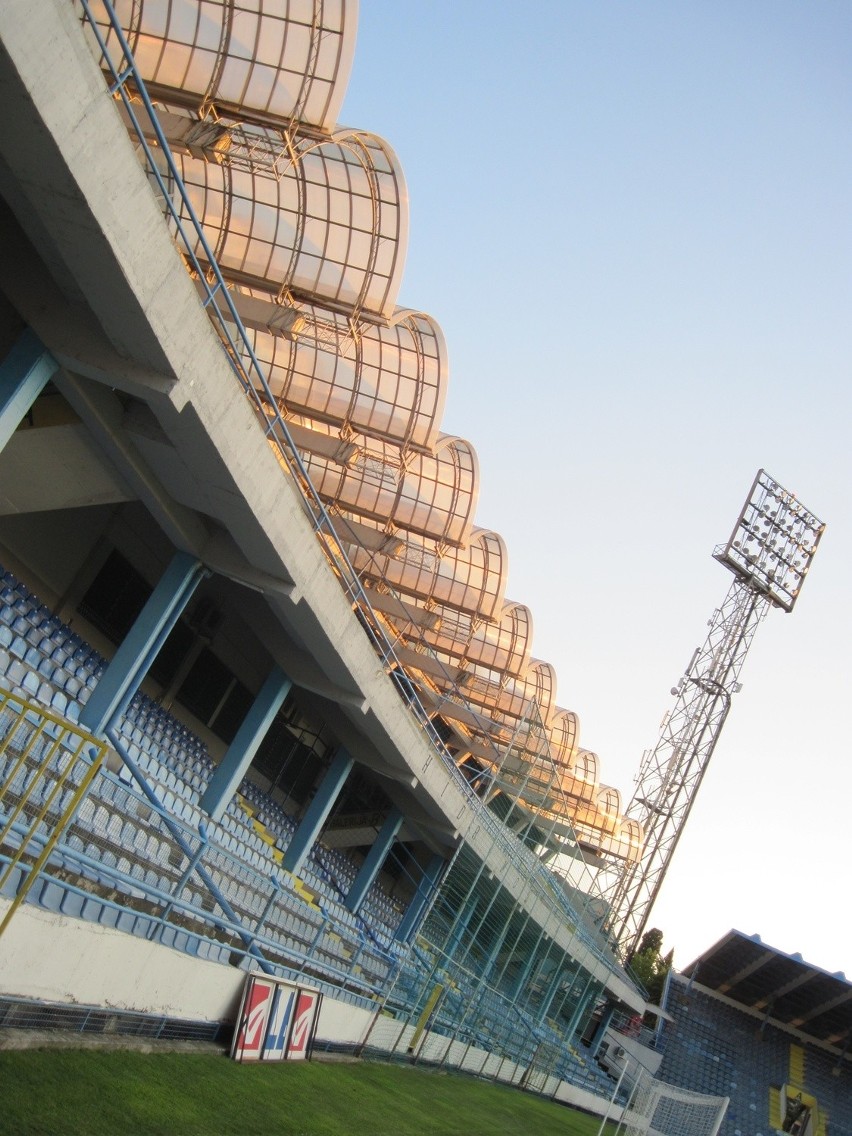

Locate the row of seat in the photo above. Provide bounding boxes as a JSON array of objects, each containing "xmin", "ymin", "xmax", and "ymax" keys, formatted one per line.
[{"xmin": 0, "ymin": 567, "xmax": 409, "ymax": 998}]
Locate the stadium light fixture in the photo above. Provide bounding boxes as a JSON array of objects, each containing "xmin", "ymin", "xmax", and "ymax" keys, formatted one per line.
[{"xmin": 713, "ymin": 468, "xmax": 825, "ymax": 613}]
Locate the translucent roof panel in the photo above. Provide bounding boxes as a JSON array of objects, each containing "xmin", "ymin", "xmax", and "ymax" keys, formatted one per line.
[
  {"xmin": 169, "ymin": 129, "xmax": 407, "ymax": 317},
  {"xmin": 301, "ymin": 435, "xmax": 477, "ymax": 546},
  {"xmin": 240, "ymin": 296, "xmax": 447, "ymax": 450},
  {"xmin": 419, "ymin": 601, "xmax": 531, "ymax": 676},
  {"xmin": 455, "ymin": 659, "xmax": 556, "ymax": 727},
  {"xmin": 597, "ymin": 786, "xmax": 621, "ymax": 816},
  {"xmin": 345, "ymin": 524, "xmax": 507, "ymax": 619},
  {"xmin": 547, "ymin": 708, "xmax": 580, "ymax": 768},
  {"xmin": 570, "ymin": 749, "xmax": 599, "ymax": 788},
  {"xmin": 85, "ymin": 0, "xmax": 357, "ymax": 131},
  {"xmin": 573, "ymin": 817, "xmax": 642, "ymax": 861},
  {"xmin": 555, "ymin": 767, "xmax": 597, "ymax": 804},
  {"xmin": 618, "ymin": 819, "xmax": 644, "ymax": 862}
]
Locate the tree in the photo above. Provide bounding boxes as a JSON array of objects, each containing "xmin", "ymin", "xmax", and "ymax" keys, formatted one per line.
[{"xmin": 627, "ymin": 929, "xmax": 674, "ymax": 1018}]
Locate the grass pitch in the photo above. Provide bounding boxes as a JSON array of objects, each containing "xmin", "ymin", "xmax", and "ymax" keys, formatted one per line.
[{"xmin": 0, "ymin": 1048, "xmax": 614, "ymax": 1135}]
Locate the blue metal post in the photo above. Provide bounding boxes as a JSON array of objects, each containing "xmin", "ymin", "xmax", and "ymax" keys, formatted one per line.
[
  {"xmin": 566, "ymin": 977, "xmax": 599, "ymax": 1040},
  {"xmin": 589, "ymin": 1002, "xmax": 617, "ymax": 1058},
  {"xmin": 80, "ymin": 551, "xmax": 205, "ymax": 736},
  {"xmin": 345, "ymin": 806, "xmax": 403, "ymax": 913},
  {"xmin": 0, "ymin": 329, "xmax": 59, "ymax": 453},
  {"xmin": 394, "ymin": 853, "xmax": 445, "ymax": 943},
  {"xmin": 511, "ymin": 927, "xmax": 548, "ymax": 999},
  {"xmin": 282, "ymin": 748, "xmax": 353, "ymax": 875},
  {"xmin": 200, "ymin": 666, "xmax": 292, "ymax": 820},
  {"xmin": 541, "ymin": 961, "xmax": 574, "ymax": 1021}
]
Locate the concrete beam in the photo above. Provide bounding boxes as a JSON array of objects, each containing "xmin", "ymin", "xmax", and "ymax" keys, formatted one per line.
[
  {"xmin": 55, "ymin": 372, "xmax": 209, "ymax": 556},
  {"xmin": 0, "ymin": 328, "xmax": 58, "ymax": 452}
]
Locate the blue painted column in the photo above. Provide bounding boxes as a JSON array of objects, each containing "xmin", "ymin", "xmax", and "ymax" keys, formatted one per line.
[
  {"xmin": 566, "ymin": 978, "xmax": 599, "ymax": 1040},
  {"xmin": 200, "ymin": 666, "xmax": 292, "ymax": 821},
  {"xmin": 394, "ymin": 853, "xmax": 445, "ymax": 943},
  {"xmin": 589, "ymin": 1003, "xmax": 617, "ymax": 1059},
  {"xmin": 541, "ymin": 963, "xmax": 573, "ymax": 1021},
  {"xmin": 346, "ymin": 806, "xmax": 403, "ymax": 913},
  {"xmin": 512, "ymin": 928, "xmax": 548, "ymax": 999},
  {"xmin": 80, "ymin": 551, "xmax": 205, "ymax": 736},
  {"xmin": 0, "ymin": 329, "xmax": 59, "ymax": 453},
  {"xmin": 282, "ymin": 748, "xmax": 353, "ymax": 875}
]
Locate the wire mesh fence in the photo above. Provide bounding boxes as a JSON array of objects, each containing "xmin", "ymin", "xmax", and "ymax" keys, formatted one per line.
[
  {"xmin": 0, "ymin": 994, "xmax": 225, "ymax": 1043},
  {"xmin": 354, "ymin": 914, "xmax": 623, "ymax": 1103}
]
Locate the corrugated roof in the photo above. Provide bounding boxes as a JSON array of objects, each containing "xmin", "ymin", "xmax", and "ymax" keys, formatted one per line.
[{"xmin": 682, "ymin": 930, "xmax": 851, "ymax": 1049}]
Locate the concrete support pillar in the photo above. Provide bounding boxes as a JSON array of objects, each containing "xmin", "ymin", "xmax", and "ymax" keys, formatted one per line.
[
  {"xmin": 345, "ymin": 807, "xmax": 403, "ymax": 914},
  {"xmin": 445, "ymin": 889, "xmax": 479, "ymax": 960},
  {"xmin": 80, "ymin": 551, "xmax": 205, "ymax": 736},
  {"xmin": 512, "ymin": 929, "xmax": 548, "ymax": 1000},
  {"xmin": 541, "ymin": 962, "xmax": 574, "ymax": 1021},
  {"xmin": 282, "ymin": 748, "xmax": 353, "ymax": 875},
  {"xmin": 394, "ymin": 853, "xmax": 445, "ymax": 943},
  {"xmin": 0, "ymin": 328, "xmax": 58, "ymax": 453},
  {"xmin": 589, "ymin": 1003, "xmax": 617, "ymax": 1058},
  {"xmin": 200, "ymin": 666, "xmax": 293, "ymax": 821},
  {"xmin": 566, "ymin": 979, "xmax": 598, "ymax": 1040}
]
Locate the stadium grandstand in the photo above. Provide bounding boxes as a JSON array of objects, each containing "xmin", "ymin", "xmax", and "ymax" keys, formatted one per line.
[
  {"xmin": 0, "ymin": 3, "xmax": 848, "ymax": 1133},
  {"xmin": 657, "ymin": 932, "xmax": 852, "ymax": 1136},
  {"xmin": 0, "ymin": 0, "xmax": 648, "ymax": 1110}
]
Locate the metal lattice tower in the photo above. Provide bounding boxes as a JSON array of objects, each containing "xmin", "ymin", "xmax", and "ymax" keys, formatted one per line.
[{"xmin": 605, "ymin": 470, "xmax": 825, "ymax": 959}]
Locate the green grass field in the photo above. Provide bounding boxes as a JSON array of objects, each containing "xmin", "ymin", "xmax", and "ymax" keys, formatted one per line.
[{"xmin": 0, "ymin": 1048, "xmax": 614, "ymax": 1136}]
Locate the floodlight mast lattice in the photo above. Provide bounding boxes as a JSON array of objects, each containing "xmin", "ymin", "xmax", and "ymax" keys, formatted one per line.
[{"xmin": 604, "ymin": 469, "xmax": 824, "ymax": 961}]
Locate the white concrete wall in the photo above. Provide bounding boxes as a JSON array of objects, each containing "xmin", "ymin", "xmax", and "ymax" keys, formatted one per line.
[
  {"xmin": 315, "ymin": 995, "xmax": 375, "ymax": 1047},
  {"xmin": 0, "ymin": 899, "xmax": 377, "ymax": 1047},
  {"xmin": 0, "ymin": 898, "xmax": 243, "ymax": 1021}
]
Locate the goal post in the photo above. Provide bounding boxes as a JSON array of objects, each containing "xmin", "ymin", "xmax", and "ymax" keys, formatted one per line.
[{"xmin": 616, "ymin": 1070, "xmax": 729, "ymax": 1136}]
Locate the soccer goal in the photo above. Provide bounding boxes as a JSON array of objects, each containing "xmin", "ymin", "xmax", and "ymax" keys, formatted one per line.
[{"xmin": 615, "ymin": 1072, "xmax": 729, "ymax": 1136}]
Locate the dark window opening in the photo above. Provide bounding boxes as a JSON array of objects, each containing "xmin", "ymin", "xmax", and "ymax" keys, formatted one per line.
[{"xmin": 79, "ymin": 549, "xmax": 151, "ymax": 644}]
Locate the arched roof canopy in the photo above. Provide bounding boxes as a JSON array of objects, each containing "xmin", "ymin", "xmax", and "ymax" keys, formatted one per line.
[
  {"xmin": 86, "ymin": 0, "xmax": 358, "ymax": 132},
  {"xmin": 557, "ymin": 766, "xmax": 597, "ymax": 804},
  {"xmin": 302, "ymin": 434, "xmax": 477, "ymax": 547},
  {"xmin": 169, "ymin": 128, "xmax": 407, "ymax": 318},
  {"xmin": 419, "ymin": 600, "xmax": 531, "ymax": 677},
  {"xmin": 558, "ymin": 798, "xmax": 603, "ymax": 830},
  {"xmin": 344, "ymin": 524, "xmax": 508, "ymax": 620},
  {"xmin": 618, "ymin": 819, "xmax": 644, "ymax": 863},
  {"xmin": 457, "ymin": 659, "xmax": 556, "ymax": 728},
  {"xmin": 596, "ymin": 786, "xmax": 621, "ymax": 832},
  {"xmin": 245, "ymin": 303, "xmax": 448, "ymax": 452},
  {"xmin": 580, "ymin": 819, "xmax": 643, "ymax": 862},
  {"xmin": 571, "ymin": 749, "xmax": 599, "ymax": 787},
  {"xmin": 597, "ymin": 786, "xmax": 621, "ymax": 817},
  {"xmin": 548, "ymin": 708, "xmax": 580, "ymax": 768}
]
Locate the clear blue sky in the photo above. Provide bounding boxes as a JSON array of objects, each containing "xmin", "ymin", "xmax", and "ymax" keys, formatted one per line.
[{"xmin": 341, "ymin": 2, "xmax": 852, "ymax": 975}]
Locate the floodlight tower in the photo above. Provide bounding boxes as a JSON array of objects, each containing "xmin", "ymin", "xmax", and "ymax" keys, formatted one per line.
[{"xmin": 605, "ymin": 469, "xmax": 824, "ymax": 960}]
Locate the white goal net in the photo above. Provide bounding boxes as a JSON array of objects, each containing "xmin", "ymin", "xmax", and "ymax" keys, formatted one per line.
[{"xmin": 617, "ymin": 1074, "xmax": 729, "ymax": 1136}]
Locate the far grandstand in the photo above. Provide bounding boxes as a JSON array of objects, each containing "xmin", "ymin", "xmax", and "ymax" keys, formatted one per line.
[{"xmin": 0, "ymin": 3, "xmax": 848, "ymax": 1134}]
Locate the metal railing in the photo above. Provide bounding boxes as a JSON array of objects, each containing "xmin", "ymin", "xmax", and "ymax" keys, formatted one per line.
[{"xmin": 0, "ymin": 685, "xmax": 405, "ymax": 1006}]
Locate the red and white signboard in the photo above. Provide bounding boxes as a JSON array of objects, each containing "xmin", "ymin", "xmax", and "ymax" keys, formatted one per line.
[
  {"xmin": 231, "ymin": 974, "xmax": 322, "ymax": 1063},
  {"xmin": 262, "ymin": 982, "xmax": 298, "ymax": 1062},
  {"xmin": 231, "ymin": 975, "xmax": 277, "ymax": 1062},
  {"xmin": 286, "ymin": 988, "xmax": 321, "ymax": 1061}
]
